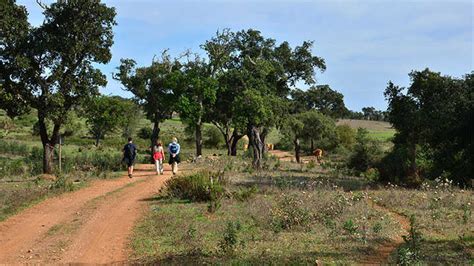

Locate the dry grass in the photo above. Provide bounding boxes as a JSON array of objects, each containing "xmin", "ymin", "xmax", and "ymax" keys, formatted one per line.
[
  {"xmin": 371, "ymin": 185, "xmax": 473, "ymax": 264},
  {"xmin": 131, "ymin": 156, "xmax": 403, "ymax": 264}
]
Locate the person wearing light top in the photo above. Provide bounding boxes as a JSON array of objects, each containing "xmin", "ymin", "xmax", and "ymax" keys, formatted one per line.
[{"xmin": 168, "ymin": 137, "xmax": 181, "ymax": 175}]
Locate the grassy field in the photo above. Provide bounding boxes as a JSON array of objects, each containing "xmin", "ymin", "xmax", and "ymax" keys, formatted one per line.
[
  {"xmin": 130, "ymin": 155, "xmax": 473, "ymax": 264},
  {"xmin": 337, "ymin": 119, "xmax": 395, "ymax": 142},
  {"xmin": 1, "ymin": 110, "xmax": 472, "ymax": 264}
]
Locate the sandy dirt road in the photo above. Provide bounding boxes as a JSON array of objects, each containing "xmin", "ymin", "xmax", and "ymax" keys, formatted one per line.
[{"xmin": 0, "ymin": 164, "xmax": 175, "ymax": 264}]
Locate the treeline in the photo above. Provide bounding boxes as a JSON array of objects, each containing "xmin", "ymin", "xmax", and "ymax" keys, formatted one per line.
[{"xmin": 1, "ymin": 1, "xmax": 472, "ymax": 186}]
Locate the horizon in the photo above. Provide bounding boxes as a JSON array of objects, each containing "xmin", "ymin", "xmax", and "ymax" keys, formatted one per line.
[{"xmin": 18, "ymin": 0, "xmax": 473, "ymax": 111}]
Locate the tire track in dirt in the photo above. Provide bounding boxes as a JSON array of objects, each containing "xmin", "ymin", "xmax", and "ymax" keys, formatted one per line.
[{"xmin": 0, "ymin": 164, "xmax": 174, "ymax": 263}]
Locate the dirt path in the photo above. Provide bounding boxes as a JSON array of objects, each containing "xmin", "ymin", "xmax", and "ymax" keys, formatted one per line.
[
  {"xmin": 359, "ymin": 199, "xmax": 411, "ymax": 265},
  {"xmin": 0, "ymin": 164, "xmax": 177, "ymax": 264}
]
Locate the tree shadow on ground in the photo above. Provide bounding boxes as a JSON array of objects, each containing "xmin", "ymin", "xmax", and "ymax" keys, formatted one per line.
[{"xmin": 233, "ymin": 173, "xmax": 370, "ymax": 191}]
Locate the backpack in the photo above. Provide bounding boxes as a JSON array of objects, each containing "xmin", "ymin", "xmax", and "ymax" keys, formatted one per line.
[
  {"xmin": 124, "ymin": 143, "xmax": 135, "ymax": 158},
  {"xmin": 169, "ymin": 143, "xmax": 178, "ymax": 154}
]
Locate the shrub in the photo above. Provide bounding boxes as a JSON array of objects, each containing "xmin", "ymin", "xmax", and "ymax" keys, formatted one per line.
[
  {"xmin": 399, "ymin": 214, "xmax": 423, "ymax": 264},
  {"xmin": 203, "ymin": 125, "xmax": 224, "ymax": 148},
  {"xmin": 336, "ymin": 124, "xmax": 356, "ymax": 150},
  {"xmin": 343, "ymin": 219, "xmax": 359, "ymax": 235},
  {"xmin": 137, "ymin": 127, "xmax": 153, "ymax": 140},
  {"xmin": 363, "ymin": 168, "xmax": 380, "ymax": 183},
  {"xmin": 348, "ymin": 128, "xmax": 383, "ymax": 173},
  {"xmin": 162, "ymin": 171, "xmax": 226, "ymax": 203},
  {"xmin": 270, "ymin": 194, "xmax": 311, "ymax": 231},
  {"xmin": 219, "ymin": 221, "xmax": 242, "ymax": 254}
]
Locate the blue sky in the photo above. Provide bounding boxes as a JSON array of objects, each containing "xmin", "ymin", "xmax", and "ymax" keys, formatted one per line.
[{"xmin": 19, "ymin": 0, "xmax": 473, "ymax": 111}]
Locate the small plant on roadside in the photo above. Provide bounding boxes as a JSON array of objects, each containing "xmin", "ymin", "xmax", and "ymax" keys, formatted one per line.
[
  {"xmin": 460, "ymin": 202, "xmax": 471, "ymax": 225},
  {"xmin": 373, "ymin": 222, "xmax": 383, "ymax": 234},
  {"xmin": 399, "ymin": 214, "xmax": 423, "ymax": 264},
  {"xmin": 307, "ymin": 160, "xmax": 316, "ymax": 170},
  {"xmin": 343, "ymin": 219, "xmax": 359, "ymax": 235},
  {"xmin": 219, "ymin": 221, "xmax": 242, "ymax": 255}
]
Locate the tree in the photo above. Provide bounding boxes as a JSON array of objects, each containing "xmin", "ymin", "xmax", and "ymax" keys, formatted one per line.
[
  {"xmin": 83, "ymin": 96, "xmax": 130, "ymax": 146},
  {"xmin": 384, "ymin": 68, "xmax": 473, "ymax": 185},
  {"xmin": 1, "ymin": 0, "xmax": 116, "ymax": 173},
  {"xmin": 281, "ymin": 114, "xmax": 304, "ymax": 163},
  {"xmin": 176, "ymin": 55, "xmax": 217, "ymax": 157},
  {"xmin": 114, "ymin": 51, "xmax": 181, "ymax": 151},
  {"xmin": 291, "ymin": 85, "xmax": 348, "ymax": 118},
  {"xmin": 201, "ymin": 29, "xmax": 246, "ymax": 156},
  {"xmin": 224, "ymin": 29, "xmax": 326, "ymax": 168}
]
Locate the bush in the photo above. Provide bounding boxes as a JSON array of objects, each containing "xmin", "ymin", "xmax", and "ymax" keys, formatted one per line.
[
  {"xmin": 162, "ymin": 171, "xmax": 226, "ymax": 203},
  {"xmin": 270, "ymin": 194, "xmax": 311, "ymax": 231},
  {"xmin": 137, "ymin": 127, "xmax": 153, "ymax": 140},
  {"xmin": 219, "ymin": 221, "xmax": 242, "ymax": 254},
  {"xmin": 348, "ymin": 128, "xmax": 383, "ymax": 173},
  {"xmin": 336, "ymin": 124, "xmax": 356, "ymax": 150},
  {"xmin": 203, "ymin": 125, "xmax": 224, "ymax": 148}
]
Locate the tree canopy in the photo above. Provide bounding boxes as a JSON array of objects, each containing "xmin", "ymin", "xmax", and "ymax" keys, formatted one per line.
[{"xmin": 0, "ymin": 0, "xmax": 116, "ymax": 173}]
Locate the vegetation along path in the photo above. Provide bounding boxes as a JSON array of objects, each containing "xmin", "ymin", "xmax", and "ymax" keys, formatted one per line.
[
  {"xmin": 269, "ymin": 149, "xmax": 411, "ymax": 264},
  {"xmin": 0, "ymin": 164, "xmax": 176, "ymax": 264}
]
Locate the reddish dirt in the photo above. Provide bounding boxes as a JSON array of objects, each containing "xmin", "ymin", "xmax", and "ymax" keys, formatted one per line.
[{"xmin": 0, "ymin": 164, "xmax": 176, "ymax": 264}]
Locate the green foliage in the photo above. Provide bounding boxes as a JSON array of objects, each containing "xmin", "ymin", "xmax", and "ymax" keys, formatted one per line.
[
  {"xmin": 162, "ymin": 171, "xmax": 226, "ymax": 203},
  {"xmin": 219, "ymin": 221, "xmax": 242, "ymax": 254},
  {"xmin": 290, "ymin": 85, "xmax": 348, "ymax": 118},
  {"xmin": 1, "ymin": 0, "xmax": 116, "ymax": 173},
  {"xmin": 384, "ymin": 69, "xmax": 473, "ymax": 184},
  {"xmin": 203, "ymin": 125, "xmax": 224, "ymax": 148},
  {"xmin": 336, "ymin": 124, "xmax": 356, "ymax": 150},
  {"xmin": 363, "ymin": 168, "xmax": 380, "ymax": 183},
  {"xmin": 348, "ymin": 128, "xmax": 383, "ymax": 173},
  {"xmin": 138, "ymin": 127, "xmax": 153, "ymax": 140},
  {"xmin": 399, "ymin": 215, "xmax": 423, "ymax": 264},
  {"xmin": 343, "ymin": 219, "xmax": 359, "ymax": 235},
  {"xmin": 82, "ymin": 96, "xmax": 131, "ymax": 145},
  {"xmin": 114, "ymin": 51, "xmax": 180, "ymax": 146}
]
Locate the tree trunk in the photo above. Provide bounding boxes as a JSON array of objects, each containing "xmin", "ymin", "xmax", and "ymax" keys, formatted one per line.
[
  {"xmin": 294, "ymin": 137, "xmax": 301, "ymax": 163},
  {"xmin": 38, "ymin": 114, "xmax": 60, "ymax": 174},
  {"xmin": 150, "ymin": 118, "xmax": 161, "ymax": 163},
  {"xmin": 310, "ymin": 139, "xmax": 314, "ymax": 152},
  {"xmin": 230, "ymin": 129, "xmax": 243, "ymax": 156},
  {"xmin": 195, "ymin": 122, "xmax": 203, "ymax": 157},
  {"xmin": 248, "ymin": 125, "xmax": 264, "ymax": 169},
  {"xmin": 261, "ymin": 127, "xmax": 269, "ymax": 155},
  {"xmin": 95, "ymin": 133, "xmax": 101, "ymax": 147}
]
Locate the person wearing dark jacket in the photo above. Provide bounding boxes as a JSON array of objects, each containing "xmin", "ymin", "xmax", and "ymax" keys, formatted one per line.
[{"xmin": 123, "ymin": 137, "xmax": 137, "ymax": 178}]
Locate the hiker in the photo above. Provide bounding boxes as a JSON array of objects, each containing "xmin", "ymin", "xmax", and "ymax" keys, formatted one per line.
[
  {"xmin": 313, "ymin": 148, "xmax": 323, "ymax": 163},
  {"xmin": 153, "ymin": 140, "xmax": 165, "ymax": 175},
  {"xmin": 168, "ymin": 137, "xmax": 181, "ymax": 175},
  {"xmin": 123, "ymin": 137, "xmax": 137, "ymax": 178}
]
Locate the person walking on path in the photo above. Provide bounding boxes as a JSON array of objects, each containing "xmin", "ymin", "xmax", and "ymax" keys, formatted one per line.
[
  {"xmin": 123, "ymin": 137, "xmax": 137, "ymax": 178},
  {"xmin": 153, "ymin": 140, "xmax": 165, "ymax": 175},
  {"xmin": 168, "ymin": 137, "xmax": 181, "ymax": 175}
]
